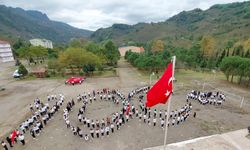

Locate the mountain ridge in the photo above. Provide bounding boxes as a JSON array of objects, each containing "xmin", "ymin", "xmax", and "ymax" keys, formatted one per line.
[
  {"xmin": 91, "ymin": 1, "xmax": 250, "ymax": 48},
  {"xmin": 0, "ymin": 5, "xmax": 93, "ymax": 43}
]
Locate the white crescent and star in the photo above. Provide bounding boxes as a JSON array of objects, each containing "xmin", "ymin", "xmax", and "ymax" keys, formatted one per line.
[{"xmin": 165, "ymin": 77, "xmax": 173, "ymax": 97}]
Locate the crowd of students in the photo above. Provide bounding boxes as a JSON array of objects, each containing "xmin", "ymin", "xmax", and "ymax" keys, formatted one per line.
[
  {"xmin": 63, "ymin": 86, "xmax": 194, "ymax": 141},
  {"xmin": 1, "ymin": 94, "xmax": 65, "ymax": 150},
  {"xmin": 186, "ymin": 90, "xmax": 226, "ymax": 105}
]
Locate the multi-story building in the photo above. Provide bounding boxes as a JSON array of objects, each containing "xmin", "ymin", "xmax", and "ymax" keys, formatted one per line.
[
  {"xmin": 0, "ymin": 40, "xmax": 14, "ymax": 63},
  {"xmin": 30, "ymin": 38, "xmax": 53, "ymax": 49}
]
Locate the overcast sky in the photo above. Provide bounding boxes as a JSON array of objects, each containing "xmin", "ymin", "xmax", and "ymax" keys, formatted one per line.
[{"xmin": 0, "ymin": 0, "xmax": 247, "ymax": 31}]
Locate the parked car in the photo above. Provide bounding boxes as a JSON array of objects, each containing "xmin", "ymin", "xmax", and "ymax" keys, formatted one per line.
[
  {"xmin": 13, "ymin": 69, "xmax": 22, "ymax": 78},
  {"xmin": 65, "ymin": 77, "xmax": 85, "ymax": 85}
]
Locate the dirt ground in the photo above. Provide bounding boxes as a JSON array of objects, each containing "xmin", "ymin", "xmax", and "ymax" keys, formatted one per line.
[{"xmin": 0, "ymin": 58, "xmax": 249, "ymax": 150}]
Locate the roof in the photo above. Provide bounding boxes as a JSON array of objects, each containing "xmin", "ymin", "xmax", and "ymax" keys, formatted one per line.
[{"xmin": 118, "ymin": 46, "xmax": 145, "ymax": 56}]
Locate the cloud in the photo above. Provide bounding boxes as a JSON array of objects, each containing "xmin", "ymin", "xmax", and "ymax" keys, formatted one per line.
[{"xmin": 0, "ymin": 0, "xmax": 246, "ymax": 30}]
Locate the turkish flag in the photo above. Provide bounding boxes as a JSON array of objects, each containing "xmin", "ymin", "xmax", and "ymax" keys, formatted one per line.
[{"xmin": 146, "ymin": 62, "xmax": 173, "ymax": 107}]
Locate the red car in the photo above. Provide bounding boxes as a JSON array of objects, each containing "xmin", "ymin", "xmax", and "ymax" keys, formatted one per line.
[{"xmin": 65, "ymin": 77, "xmax": 85, "ymax": 85}]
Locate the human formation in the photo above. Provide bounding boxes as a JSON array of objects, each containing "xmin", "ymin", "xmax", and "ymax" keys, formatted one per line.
[
  {"xmin": 1, "ymin": 87, "xmax": 226, "ymax": 149},
  {"xmin": 186, "ymin": 90, "xmax": 226, "ymax": 105},
  {"xmin": 1, "ymin": 94, "xmax": 65, "ymax": 150},
  {"xmin": 63, "ymin": 87, "xmax": 194, "ymax": 141}
]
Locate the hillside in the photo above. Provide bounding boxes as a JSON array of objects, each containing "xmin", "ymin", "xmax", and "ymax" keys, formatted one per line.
[
  {"xmin": 91, "ymin": 1, "xmax": 250, "ymax": 48},
  {"xmin": 0, "ymin": 5, "xmax": 93, "ymax": 43}
]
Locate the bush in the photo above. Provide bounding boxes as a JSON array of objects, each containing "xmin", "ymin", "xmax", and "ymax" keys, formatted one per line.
[{"xmin": 18, "ymin": 64, "xmax": 28, "ymax": 76}]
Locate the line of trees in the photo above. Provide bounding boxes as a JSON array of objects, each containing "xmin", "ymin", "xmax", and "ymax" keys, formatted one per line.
[
  {"xmin": 124, "ymin": 37, "xmax": 250, "ymax": 86},
  {"xmin": 220, "ymin": 56, "xmax": 250, "ymax": 85},
  {"xmin": 125, "ymin": 48, "xmax": 171, "ymax": 72}
]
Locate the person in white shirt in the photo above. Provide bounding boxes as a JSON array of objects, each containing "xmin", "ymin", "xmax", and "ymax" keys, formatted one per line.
[
  {"xmin": 66, "ymin": 119, "xmax": 70, "ymax": 128},
  {"xmin": 143, "ymin": 114, "xmax": 147, "ymax": 123},
  {"xmin": 18, "ymin": 134, "xmax": 25, "ymax": 145},
  {"xmin": 96, "ymin": 129, "xmax": 100, "ymax": 138},
  {"xmin": 139, "ymin": 113, "xmax": 142, "ymax": 121},
  {"xmin": 90, "ymin": 128, "xmax": 94, "ymax": 138},
  {"xmin": 78, "ymin": 114, "xmax": 82, "ymax": 122},
  {"xmin": 153, "ymin": 118, "xmax": 157, "ymax": 126},
  {"xmin": 84, "ymin": 134, "xmax": 89, "ymax": 141},
  {"xmin": 105, "ymin": 126, "xmax": 110, "ymax": 136},
  {"xmin": 100, "ymin": 128, "xmax": 104, "ymax": 137},
  {"xmin": 172, "ymin": 118, "xmax": 175, "ymax": 126},
  {"xmin": 1, "ymin": 141, "xmax": 8, "ymax": 150},
  {"xmin": 160, "ymin": 119, "xmax": 165, "ymax": 128},
  {"xmin": 110, "ymin": 123, "xmax": 114, "ymax": 133}
]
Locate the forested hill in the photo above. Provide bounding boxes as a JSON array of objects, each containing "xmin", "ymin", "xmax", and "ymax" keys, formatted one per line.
[
  {"xmin": 0, "ymin": 5, "xmax": 93, "ymax": 43},
  {"xmin": 91, "ymin": 1, "xmax": 250, "ymax": 48}
]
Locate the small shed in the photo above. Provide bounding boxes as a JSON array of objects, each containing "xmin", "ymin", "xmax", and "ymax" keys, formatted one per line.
[{"xmin": 31, "ymin": 67, "xmax": 48, "ymax": 78}]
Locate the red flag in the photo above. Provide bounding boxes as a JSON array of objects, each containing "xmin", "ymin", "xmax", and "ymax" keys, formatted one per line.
[
  {"xmin": 146, "ymin": 62, "xmax": 173, "ymax": 107},
  {"xmin": 11, "ymin": 130, "xmax": 17, "ymax": 144}
]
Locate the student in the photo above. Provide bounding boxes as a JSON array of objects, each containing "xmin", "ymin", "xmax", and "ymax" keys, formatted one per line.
[
  {"xmin": 177, "ymin": 116, "xmax": 180, "ymax": 125},
  {"xmin": 172, "ymin": 118, "xmax": 175, "ymax": 126},
  {"xmin": 5, "ymin": 137, "xmax": 12, "ymax": 148},
  {"xmin": 66, "ymin": 119, "xmax": 70, "ymax": 128},
  {"xmin": 148, "ymin": 109, "xmax": 151, "ymax": 118},
  {"xmin": 79, "ymin": 129, "xmax": 83, "ymax": 138},
  {"xmin": 96, "ymin": 129, "xmax": 100, "ymax": 138},
  {"xmin": 110, "ymin": 123, "xmax": 114, "ymax": 133},
  {"xmin": 87, "ymin": 119, "xmax": 91, "ymax": 128},
  {"xmin": 139, "ymin": 112, "xmax": 142, "ymax": 121},
  {"xmin": 116, "ymin": 121, "xmax": 120, "ymax": 130},
  {"xmin": 165, "ymin": 110, "xmax": 168, "ymax": 119},
  {"xmin": 154, "ymin": 109, "xmax": 157, "ymax": 118},
  {"xmin": 193, "ymin": 112, "xmax": 196, "ymax": 118},
  {"xmin": 18, "ymin": 134, "xmax": 25, "ymax": 145},
  {"xmin": 135, "ymin": 109, "xmax": 139, "ymax": 117},
  {"xmin": 143, "ymin": 114, "xmax": 147, "ymax": 123},
  {"xmin": 119, "ymin": 118, "xmax": 122, "ymax": 126},
  {"xmin": 160, "ymin": 119, "xmax": 165, "ymax": 128},
  {"xmin": 90, "ymin": 128, "xmax": 94, "ymax": 138},
  {"xmin": 78, "ymin": 114, "xmax": 82, "ymax": 122},
  {"xmin": 1, "ymin": 141, "xmax": 8, "ymax": 150},
  {"xmin": 126, "ymin": 115, "xmax": 129, "ymax": 122},
  {"xmin": 159, "ymin": 110, "xmax": 162, "ymax": 118},
  {"xmin": 147, "ymin": 117, "xmax": 151, "ymax": 125},
  {"xmin": 101, "ymin": 119, "xmax": 105, "ymax": 127},
  {"xmin": 91, "ymin": 120, "xmax": 95, "ymax": 129},
  {"xmin": 101, "ymin": 127, "xmax": 104, "ymax": 137},
  {"xmin": 153, "ymin": 118, "xmax": 157, "ymax": 126},
  {"xmin": 84, "ymin": 134, "xmax": 89, "ymax": 141},
  {"xmin": 105, "ymin": 126, "xmax": 110, "ymax": 136},
  {"xmin": 30, "ymin": 129, "xmax": 36, "ymax": 139}
]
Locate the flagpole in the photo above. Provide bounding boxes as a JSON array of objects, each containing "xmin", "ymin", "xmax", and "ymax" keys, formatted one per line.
[{"xmin": 163, "ymin": 56, "xmax": 176, "ymax": 150}]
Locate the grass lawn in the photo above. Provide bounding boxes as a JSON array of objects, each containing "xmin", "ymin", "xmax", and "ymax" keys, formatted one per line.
[{"xmin": 136, "ymin": 68, "xmax": 227, "ymax": 84}]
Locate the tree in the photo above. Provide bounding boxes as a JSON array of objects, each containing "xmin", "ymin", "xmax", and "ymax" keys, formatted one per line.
[
  {"xmin": 225, "ymin": 40, "xmax": 234, "ymax": 56},
  {"xmin": 201, "ymin": 35, "xmax": 215, "ymax": 58},
  {"xmin": 151, "ymin": 40, "xmax": 165, "ymax": 52},
  {"xmin": 103, "ymin": 40, "xmax": 120, "ymax": 65},
  {"xmin": 220, "ymin": 56, "xmax": 250, "ymax": 84},
  {"xmin": 245, "ymin": 49, "xmax": 250, "ymax": 58},
  {"xmin": 18, "ymin": 64, "xmax": 28, "ymax": 76},
  {"xmin": 216, "ymin": 49, "xmax": 226, "ymax": 67},
  {"xmin": 233, "ymin": 45, "xmax": 244, "ymax": 57},
  {"xmin": 28, "ymin": 46, "xmax": 48, "ymax": 63},
  {"xmin": 58, "ymin": 47, "xmax": 104, "ymax": 74}
]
